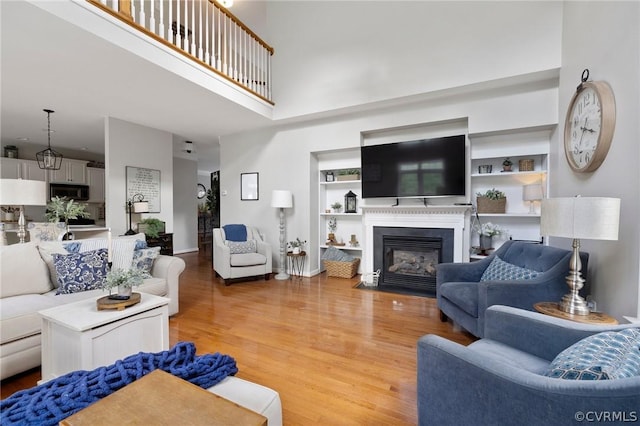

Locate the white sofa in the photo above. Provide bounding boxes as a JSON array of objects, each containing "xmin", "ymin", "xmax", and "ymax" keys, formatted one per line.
[{"xmin": 0, "ymin": 236, "xmax": 185, "ymax": 380}]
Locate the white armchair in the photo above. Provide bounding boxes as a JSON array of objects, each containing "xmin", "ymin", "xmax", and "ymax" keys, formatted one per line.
[{"xmin": 213, "ymin": 226, "xmax": 272, "ymax": 285}]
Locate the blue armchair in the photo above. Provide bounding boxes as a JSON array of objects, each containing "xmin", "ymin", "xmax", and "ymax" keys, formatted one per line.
[
  {"xmin": 437, "ymin": 241, "xmax": 588, "ymax": 337},
  {"xmin": 418, "ymin": 305, "xmax": 640, "ymax": 426}
]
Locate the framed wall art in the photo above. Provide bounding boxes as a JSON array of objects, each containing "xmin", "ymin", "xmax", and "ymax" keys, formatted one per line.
[
  {"xmin": 240, "ymin": 172, "xmax": 259, "ymax": 201},
  {"xmin": 126, "ymin": 166, "xmax": 161, "ymax": 212}
]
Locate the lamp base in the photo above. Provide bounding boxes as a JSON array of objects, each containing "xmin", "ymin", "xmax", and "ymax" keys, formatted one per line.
[
  {"xmin": 559, "ymin": 294, "xmax": 590, "ymax": 315},
  {"xmin": 274, "ymin": 272, "xmax": 290, "ymax": 280},
  {"xmin": 124, "ymin": 229, "xmax": 137, "ymax": 235},
  {"xmin": 560, "ymin": 238, "xmax": 590, "ymax": 316}
]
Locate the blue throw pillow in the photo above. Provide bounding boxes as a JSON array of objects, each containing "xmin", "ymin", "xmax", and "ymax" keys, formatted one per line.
[
  {"xmin": 131, "ymin": 246, "xmax": 161, "ymax": 277},
  {"xmin": 134, "ymin": 239, "xmax": 148, "ymax": 250},
  {"xmin": 545, "ymin": 328, "xmax": 640, "ymax": 380},
  {"xmin": 480, "ymin": 256, "xmax": 539, "ymax": 281},
  {"xmin": 223, "ymin": 224, "xmax": 247, "ymax": 242},
  {"xmin": 61, "ymin": 242, "xmax": 81, "ymax": 253},
  {"xmin": 53, "ymin": 249, "xmax": 109, "ymax": 295}
]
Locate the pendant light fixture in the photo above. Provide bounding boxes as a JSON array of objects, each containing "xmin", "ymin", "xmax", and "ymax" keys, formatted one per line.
[{"xmin": 36, "ymin": 109, "xmax": 63, "ymax": 170}]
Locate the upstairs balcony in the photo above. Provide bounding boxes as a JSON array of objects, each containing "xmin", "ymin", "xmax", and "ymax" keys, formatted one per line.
[{"xmin": 88, "ymin": 0, "xmax": 274, "ymax": 104}]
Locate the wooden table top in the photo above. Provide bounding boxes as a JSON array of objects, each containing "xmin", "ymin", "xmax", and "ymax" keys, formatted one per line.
[
  {"xmin": 60, "ymin": 369, "xmax": 267, "ymax": 426},
  {"xmin": 534, "ymin": 302, "xmax": 618, "ymax": 325}
]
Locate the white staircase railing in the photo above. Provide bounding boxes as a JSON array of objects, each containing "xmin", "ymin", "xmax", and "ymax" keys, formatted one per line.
[{"xmin": 88, "ymin": 0, "xmax": 273, "ymax": 103}]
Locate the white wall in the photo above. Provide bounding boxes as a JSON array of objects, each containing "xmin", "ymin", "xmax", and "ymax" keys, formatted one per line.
[
  {"xmin": 173, "ymin": 157, "xmax": 198, "ymax": 253},
  {"xmin": 105, "ymin": 117, "xmax": 174, "ymax": 236},
  {"xmin": 220, "ymin": 77, "xmax": 559, "ymax": 275},
  {"xmin": 553, "ymin": 1, "xmax": 640, "ymax": 320},
  {"xmin": 267, "ymin": 1, "xmax": 563, "ymax": 119}
]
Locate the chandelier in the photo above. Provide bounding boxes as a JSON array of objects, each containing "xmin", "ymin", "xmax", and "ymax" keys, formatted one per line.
[{"xmin": 36, "ymin": 109, "xmax": 63, "ymax": 170}]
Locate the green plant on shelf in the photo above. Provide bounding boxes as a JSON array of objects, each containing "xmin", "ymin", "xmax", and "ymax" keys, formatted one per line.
[
  {"xmin": 138, "ymin": 218, "xmax": 164, "ymax": 238},
  {"xmin": 476, "ymin": 188, "xmax": 506, "ymax": 200}
]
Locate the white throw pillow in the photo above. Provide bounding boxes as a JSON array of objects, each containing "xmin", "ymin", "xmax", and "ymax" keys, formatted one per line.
[{"xmin": 1, "ymin": 242, "xmax": 52, "ymax": 297}]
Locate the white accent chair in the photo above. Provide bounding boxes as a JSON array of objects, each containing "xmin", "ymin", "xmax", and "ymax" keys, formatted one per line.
[{"xmin": 213, "ymin": 226, "xmax": 272, "ymax": 285}]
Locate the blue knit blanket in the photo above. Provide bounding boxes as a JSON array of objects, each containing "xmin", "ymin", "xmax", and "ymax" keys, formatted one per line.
[{"xmin": 0, "ymin": 342, "xmax": 237, "ymax": 426}]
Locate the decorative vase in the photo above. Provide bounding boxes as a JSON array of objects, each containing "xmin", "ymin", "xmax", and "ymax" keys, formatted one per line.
[
  {"xmin": 328, "ymin": 233, "xmax": 336, "ymax": 243},
  {"xmin": 479, "ymin": 235, "xmax": 493, "ymax": 250},
  {"xmin": 292, "ymin": 247, "xmax": 301, "ymax": 254},
  {"xmin": 117, "ymin": 285, "xmax": 132, "ymax": 298}
]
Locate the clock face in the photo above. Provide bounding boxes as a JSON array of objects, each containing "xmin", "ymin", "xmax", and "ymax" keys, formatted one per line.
[
  {"xmin": 564, "ymin": 80, "xmax": 616, "ymax": 173},
  {"xmin": 567, "ymin": 87, "xmax": 602, "ymax": 169},
  {"xmin": 197, "ymin": 183, "xmax": 206, "ymax": 199}
]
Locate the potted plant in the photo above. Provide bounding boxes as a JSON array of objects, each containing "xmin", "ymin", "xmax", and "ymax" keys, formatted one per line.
[
  {"xmin": 337, "ymin": 168, "xmax": 361, "ymax": 181},
  {"xmin": 331, "ymin": 202, "xmax": 343, "ymax": 213},
  {"xmin": 287, "ymin": 238, "xmax": 307, "ymax": 254},
  {"xmin": 103, "ymin": 267, "xmax": 146, "ymax": 298},
  {"xmin": 475, "ymin": 222, "xmax": 506, "ymax": 250},
  {"xmin": 327, "ymin": 216, "xmax": 337, "ymax": 244},
  {"xmin": 45, "ymin": 196, "xmax": 90, "ymax": 240},
  {"xmin": 137, "ymin": 218, "xmax": 165, "ymax": 238},
  {"xmin": 502, "ymin": 157, "xmax": 513, "ymax": 172},
  {"xmin": 476, "ymin": 188, "xmax": 507, "ymax": 214}
]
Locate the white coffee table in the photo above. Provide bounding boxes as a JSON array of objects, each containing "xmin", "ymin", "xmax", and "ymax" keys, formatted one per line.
[{"xmin": 39, "ymin": 293, "xmax": 170, "ymax": 383}]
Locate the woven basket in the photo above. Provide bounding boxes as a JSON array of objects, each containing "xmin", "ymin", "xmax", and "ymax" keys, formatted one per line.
[
  {"xmin": 324, "ymin": 258, "xmax": 360, "ymax": 278},
  {"xmin": 476, "ymin": 197, "xmax": 506, "ymax": 214},
  {"xmin": 518, "ymin": 159, "xmax": 534, "ymax": 172}
]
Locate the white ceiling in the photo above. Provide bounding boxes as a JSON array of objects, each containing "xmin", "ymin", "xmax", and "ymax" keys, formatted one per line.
[{"xmin": 0, "ymin": 0, "xmax": 274, "ymax": 172}]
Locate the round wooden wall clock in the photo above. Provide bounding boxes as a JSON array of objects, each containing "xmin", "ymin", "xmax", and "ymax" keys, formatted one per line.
[{"xmin": 564, "ymin": 69, "xmax": 616, "ymax": 173}]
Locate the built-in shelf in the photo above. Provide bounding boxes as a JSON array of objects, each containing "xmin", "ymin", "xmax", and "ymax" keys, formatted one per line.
[
  {"xmin": 320, "ymin": 245, "xmax": 362, "ymax": 251},
  {"xmin": 477, "ymin": 213, "xmax": 541, "ymax": 218},
  {"xmin": 471, "ymin": 171, "xmax": 547, "ymax": 178},
  {"xmin": 320, "ymin": 212, "xmax": 363, "ymax": 217},
  {"xmin": 319, "ymin": 180, "xmax": 361, "ymax": 186}
]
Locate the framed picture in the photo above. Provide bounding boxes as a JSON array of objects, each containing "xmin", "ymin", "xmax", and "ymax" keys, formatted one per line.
[
  {"xmin": 126, "ymin": 166, "xmax": 161, "ymax": 212},
  {"xmin": 241, "ymin": 172, "xmax": 259, "ymax": 201}
]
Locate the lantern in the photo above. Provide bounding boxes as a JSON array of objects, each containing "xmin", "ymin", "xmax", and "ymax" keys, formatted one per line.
[{"xmin": 344, "ymin": 191, "xmax": 357, "ymax": 213}]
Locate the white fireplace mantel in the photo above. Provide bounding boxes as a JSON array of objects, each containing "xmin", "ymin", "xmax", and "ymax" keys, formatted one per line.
[{"xmin": 361, "ymin": 205, "xmax": 470, "ymax": 273}]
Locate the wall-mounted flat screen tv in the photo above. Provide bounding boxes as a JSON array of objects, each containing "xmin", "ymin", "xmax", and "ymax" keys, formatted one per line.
[{"xmin": 361, "ymin": 135, "xmax": 466, "ymax": 198}]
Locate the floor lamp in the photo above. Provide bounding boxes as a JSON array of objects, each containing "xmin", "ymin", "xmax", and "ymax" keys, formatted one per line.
[
  {"xmin": 271, "ymin": 190, "xmax": 293, "ymax": 280},
  {"xmin": 541, "ymin": 196, "xmax": 620, "ymax": 315},
  {"xmin": 0, "ymin": 179, "xmax": 47, "ymax": 244}
]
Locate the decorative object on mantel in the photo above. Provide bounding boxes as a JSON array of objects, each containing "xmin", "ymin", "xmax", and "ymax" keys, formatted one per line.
[
  {"xmin": 0, "ymin": 179, "xmax": 47, "ymax": 244},
  {"xmin": 501, "ymin": 157, "xmax": 513, "ymax": 172},
  {"xmin": 541, "ymin": 196, "xmax": 620, "ymax": 315},
  {"xmin": 125, "ymin": 193, "xmax": 149, "ymax": 235},
  {"xmin": 478, "ymin": 164, "xmax": 492, "ymax": 174},
  {"xmin": 36, "ymin": 109, "xmax": 63, "ymax": 170},
  {"xmin": 45, "ymin": 196, "xmax": 90, "ymax": 241},
  {"xmin": 344, "ymin": 190, "xmax": 358, "ymax": 213},
  {"xmin": 476, "ymin": 188, "xmax": 506, "ymax": 214},
  {"xmin": 337, "ymin": 169, "xmax": 361, "ymax": 181},
  {"xmin": 271, "ymin": 189, "xmax": 293, "ymax": 280},
  {"xmin": 523, "ymin": 184, "xmax": 543, "ymax": 214}
]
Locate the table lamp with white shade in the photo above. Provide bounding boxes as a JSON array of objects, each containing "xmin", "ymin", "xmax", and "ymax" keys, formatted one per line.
[
  {"xmin": 540, "ymin": 196, "xmax": 620, "ymax": 315},
  {"xmin": 271, "ymin": 190, "xmax": 293, "ymax": 280},
  {"xmin": 0, "ymin": 179, "xmax": 47, "ymax": 244},
  {"xmin": 523, "ymin": 184, "xmax": 543, "ymax": 214}
]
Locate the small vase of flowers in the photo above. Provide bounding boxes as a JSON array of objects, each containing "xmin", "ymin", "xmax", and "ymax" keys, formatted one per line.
[
  {"xmin": 475, "ymin": 222, "xmax": 505, "ymax": 250},
  {"xmin": 288, "ymin": 238, "xmax": 307, "ymax": 254},
  {"xmin": 104, "ymin": 268, "xmax": 146, "ymax": 299}
]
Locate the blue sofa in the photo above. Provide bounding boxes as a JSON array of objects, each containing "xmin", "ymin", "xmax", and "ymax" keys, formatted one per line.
[
  {"xmin": 437, "ymin": 241, "xmax": 589, "ymax": 337},
  {"xmin": 418, "ymin": 305, "xmax": 640, "ymax": 426}
]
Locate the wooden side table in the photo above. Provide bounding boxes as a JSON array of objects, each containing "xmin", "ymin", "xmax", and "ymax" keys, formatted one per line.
[
  {"xmin": 534, "ymin": 302, "xmax": 618, "ymax": 325},
  {"xmin": 287, "ymin": 251, "xmax": 306, "ymax": 279}
]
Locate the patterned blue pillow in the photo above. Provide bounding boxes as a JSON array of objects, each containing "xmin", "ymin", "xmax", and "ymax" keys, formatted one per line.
[
  {"xmin": 135, "ymin": 239, "xmax": 148, "ymax": 250},
  {"xmin": 62, "ymin": 242, "xmax": 81, "ymax": 253},
  {"xmin": 53, "ymin": 249, "xmax": 109, "ymax": 295},
  {"xmin": 131, "ymin": 246, "xmax": 161, "ymax": 277},
  {"xmin": 545, "ymin": 328, "xmax": 640, "ymax": 380},
  {"xmin": 480, "ymin": 256, "xmax": 539, "ymax": 281},
  {"xmin": 226, "ymin": 240, "xmax": 257, "ymax": 254}
]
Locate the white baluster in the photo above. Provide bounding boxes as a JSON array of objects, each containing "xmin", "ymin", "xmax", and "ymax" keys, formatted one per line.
[
  {"xmin": 216, "ymin": 6, "xmax": 222, "ymax": 70},
  {"xmin": 138, "ymin": 0, "xmax": 145, "ymax": 27},
  {"xmin": 167, "ymin": 0, "xmax": 173, "ymax": 43},
  {"xmin": 149, "ymin": 0, "xmax": 156, "ymax": 35},
  {"xmin": 183, "ymin": 0, "xmax": 189, "ymax": 52},
  {"xmin": 191, "ymin": 0, "xmax": 196, "ymax": 56},
  {"xmin": 198, "ymin": 0, "xmax": 203, "ymax": 61},
  {"xmin": 158, "ymin": 0, "xmax": 164, "ymax": 38},
  {"xmin": 223, "ymin": 14, "xmax": 228, "ymax": 75},
  {"xmin": 175, "ymin": 0, "xmax": 182, "ymax": 48},
  {"xmin": 204, "ymin": 0, "xmax": 210, "ymax": 65}
]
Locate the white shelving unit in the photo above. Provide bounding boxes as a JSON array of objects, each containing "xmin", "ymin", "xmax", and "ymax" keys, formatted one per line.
[
  {"xmin": 317, "ymin": 149, "xmax": 363, "ymax": 273},
  {"xmin": 469, "ymin": 124, "xmax": 555, "ymax": 254}
]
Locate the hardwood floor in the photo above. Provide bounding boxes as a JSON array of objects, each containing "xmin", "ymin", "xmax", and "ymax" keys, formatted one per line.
[{"xmin": 1, "ymin": 252, "xmax": 474, "ymax": 424}]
